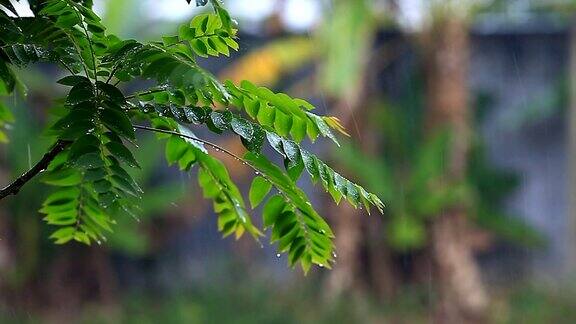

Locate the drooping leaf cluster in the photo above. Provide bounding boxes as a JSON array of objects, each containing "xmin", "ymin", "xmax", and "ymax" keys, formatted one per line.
[{"xmin": 0, "ymin": 0, "xmax": 383, "ymax": 272}]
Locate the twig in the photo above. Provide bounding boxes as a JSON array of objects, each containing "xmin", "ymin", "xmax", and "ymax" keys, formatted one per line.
[
  {"xmin": 132, "ymin": 124, "xmax": 248, "ymax": 163},
  {"xmin": 0, "ymin": 140, "xmax": 71, "ymax": 200},
  {"xmin": 133, "ymin": 124, "xmax": 283, "ymax": 210},
  {"xmin": 125, "ymin": 88, "xmax": 166, "ymax": 100}
]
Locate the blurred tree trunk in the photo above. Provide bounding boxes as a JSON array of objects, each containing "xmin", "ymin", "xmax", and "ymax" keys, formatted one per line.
[
  {"xmin": 323, "ymin": 77, "xmax": 371, "ymax": 299},
  {"xmin": 45, "ymin": 246, "xmax": 118, "ymax": 318},
  {"xmin": 567, "ymin": 18, "xmax": 576, "ymax": 277},
  {"xmin": 322, "ymin": 0, "xmax": 401, "ymax": 302},
  {"xmin": 325, "ymin": 203, "xmax": 364, "ymax": 298},
  {"xmin": 421, "ymin": 8, "xmax": 488, "ymax": 324},
  {"xmin": 0, "ymin": 164, "xmax": 13, "ymax": 298},
  {"xmin": 0, "ymin": 212, "xmax": 13, "ymax": 303},
  {"xmin": 324, "ymin": 56, "xmax": 398, "ymax": 303},
  {"xmin": 321, "ymin": 0, "xmax": 374, "ymax": 300}
]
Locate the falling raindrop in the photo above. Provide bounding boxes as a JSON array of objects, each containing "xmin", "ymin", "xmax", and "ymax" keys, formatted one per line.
[{"xmin": 27, "ymin": 144, "xmax": 31, "ymax": 169}]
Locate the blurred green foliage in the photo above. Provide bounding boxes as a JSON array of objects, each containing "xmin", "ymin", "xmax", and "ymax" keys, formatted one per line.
[
  {"xmin": 334, "ymin": 76, "xmax": 543, "ymax": 251},
  {"xmin": 4, "ymin": 269, "xmax": 576, "ymax": 324},
  {"xmin": 319, "ymin": 0, "xmax": 375, "ymax": 98}
]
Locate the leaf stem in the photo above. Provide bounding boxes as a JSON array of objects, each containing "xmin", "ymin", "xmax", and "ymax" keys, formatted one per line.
[{"xmin": 67, "ymin": 0, "xmax": 98, "ymax": 86}]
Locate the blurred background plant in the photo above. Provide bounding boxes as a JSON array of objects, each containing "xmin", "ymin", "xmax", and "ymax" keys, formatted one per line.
[{"xmin": 3, "ymin": 0, "xmax": 576, "ymax": 322}]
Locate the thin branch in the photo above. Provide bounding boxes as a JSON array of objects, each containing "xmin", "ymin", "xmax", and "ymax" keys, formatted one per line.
[
  {"xmin": 126, "ymin": 88, "xmax": 166, "ymax": 100},
  {"xmin": 105, "ymin": 64, "xmax": 120, "ymax": 84},
  {"xmin": 57, "ymin": 59, "xmax": 76, "ymax": 75},
  {"xmin": 0, "ymin": 140, "xmax": 71, "ymax": 200},
  {"xmin": 133, "ymin": 124, "xmax": 284, "ymax": 213},
  {"xmin": 164, "ymin": 32, "xmax": 220, "ymax": 49},
  {"xmin": 132, "ymin": 124, "xmax": 249, "ymax": 164},
  {"xmin": 132, "ymin": 124, "xmax": 281, "ymax": 203}
]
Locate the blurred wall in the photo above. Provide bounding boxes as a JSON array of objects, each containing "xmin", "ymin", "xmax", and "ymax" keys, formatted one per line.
[{"xmin": 470, "ymin": 20, "xmax": 570, "ymax": 280}]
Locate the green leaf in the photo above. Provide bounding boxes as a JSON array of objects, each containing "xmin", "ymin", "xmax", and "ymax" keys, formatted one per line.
[
  {"xmin": 0, "ymin": 130, "xmax": 8, "ymax": 143},
  {"xmin": 93, "ymin": 179, "xmax": 112, "ymax": 193},
  {"xmin": 178, "ymin": 25, "xmax": 196, "ymax": 41},
  {"xmin": 68, "ymin": 134, "xmax": 101, "ymax": 162},
  {"xmin": 231, "ymin": 116, "xmax": 253, "ymax": 141},
  {"xmin": 262, "ymin": 195, "xmax": 286, "ymax": 228},
  {"xmin": 165, "ymin": 135, "xmax": 188, "ymax": 165},
  {"xmin": 85, "ymin": 168, "xmax": 107, "ymax": 181},
  {"xmin": 57, "ymin": 75, "xmax": 91, "ymax": 86},
  {"xmin": 58, "ymin": 120, "xmax": 96, "ymax": 141},
  {"xmin": 74, "ymin": 152, "xmax": 105, "ymax": 169},
  {"xmin": 100, "ymin": 105, "xmax": 136, "ymax": 140},
  {"xmin": 67, "ymin": 83, "xmax": 95, "ymax": 105},
  {"xmin": 249, "ymin": 176, "xmax": 272, "ymax": 208},
  {"xmin": 110, "ymin": 174, "xmax": 140, "ymax": 197},
  {"xmin": 210, "ymin": 110, "xmax": 232, "ymax": 131},
  {"xmin": 97, "ymin": 82, "xmax": 126, "ymax": 104},
  {"xmin": 42, "ymin": 169, "xmax": 83, "ymax": 186},
  {"xmin": 191, "ymin": 39, "xmax": 208, "ymax": 57},
  {"xmin": 50, "ymin": 227, "xmax": 77, "ymax": 244},
  {"xmin": 106, "ymin": 141, "xmax": 140, "ymax": 168},
  {"xmin": 162, "ymin": 35, "xmax": 180, "ymax": 46},
  {"xmin": 194, "ymin": 150, "xmax": 262, "ymax": 239},
  {"xmin": 0, "ymin": 102, "xmax": 14, "ymax": 123}
]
